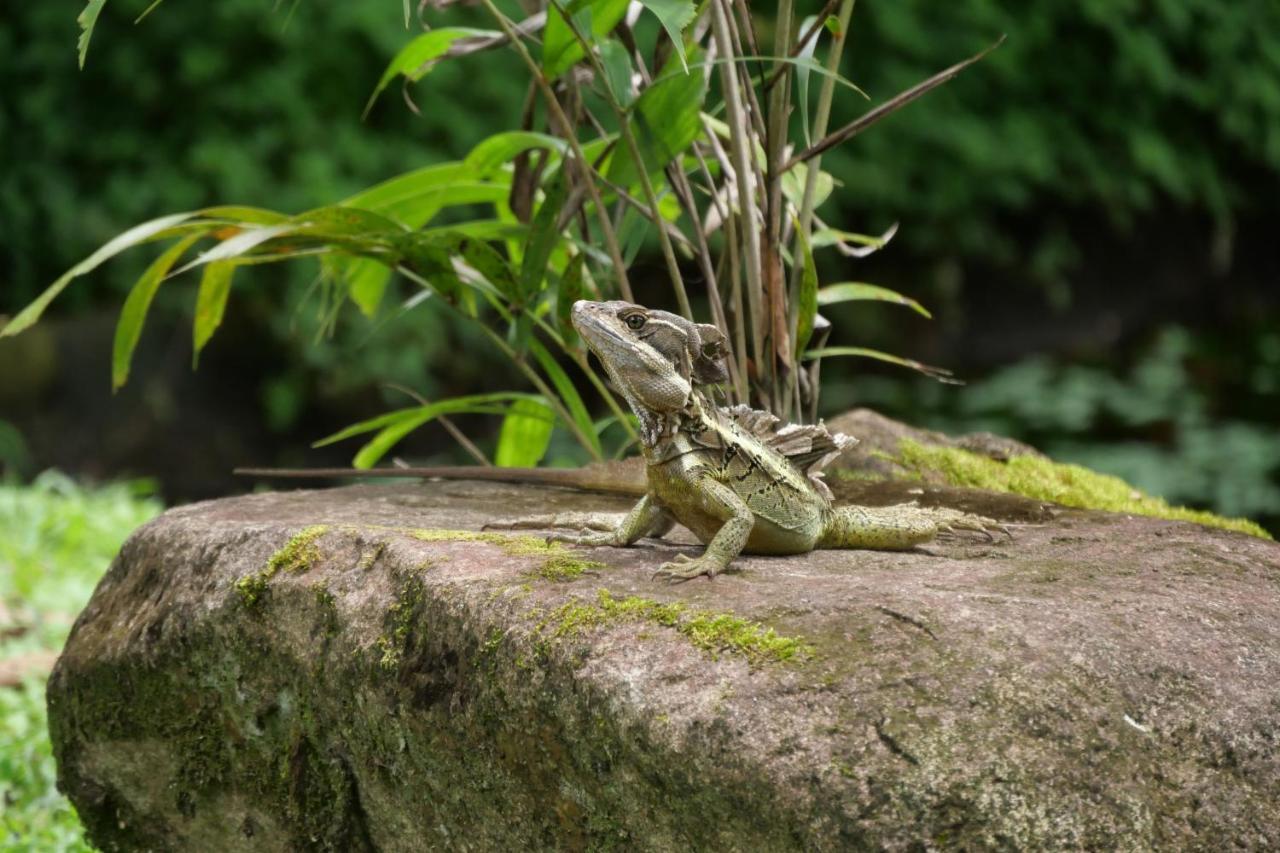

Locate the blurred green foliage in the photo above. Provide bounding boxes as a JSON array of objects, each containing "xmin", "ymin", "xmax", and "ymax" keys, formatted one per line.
[
  {"xmin": 0, "ymin": 473, "xmax": 162, "ymax": 850},
  {"xmin": 832, "ymin": 0, "xmax": 1280, "ymax": 288},
  {"xmin": 2, "ymin": 1, "xmax": 524, "ymax": 309}
]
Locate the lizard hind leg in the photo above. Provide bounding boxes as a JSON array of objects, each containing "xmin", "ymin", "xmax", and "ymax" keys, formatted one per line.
[{"xmin": 819, "ymin": 504, "xmax": 1007, "ymax": 551}]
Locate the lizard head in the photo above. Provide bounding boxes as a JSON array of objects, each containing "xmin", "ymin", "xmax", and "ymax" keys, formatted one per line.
[{"xmin": 572, "ymin": 300, "xmax": 729, "ymax": 427}]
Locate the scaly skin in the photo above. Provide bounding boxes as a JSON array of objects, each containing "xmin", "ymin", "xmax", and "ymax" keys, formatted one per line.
[{"xmin": 552, "ymin": 300, "xmax": 1005, "ymax": 581}]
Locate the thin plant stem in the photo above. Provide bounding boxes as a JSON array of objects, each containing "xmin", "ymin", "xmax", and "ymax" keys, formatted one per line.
[
  {"xmin": 711, "ymin": 0, "xmax": 766, "ymax": 405},
  {"xmin": 544, "ymin": 0, "xmax": 693, "ymax": 319},
  {"xmin": 477, "ymin": 0, "xmax": 636, "ymax": 303}
]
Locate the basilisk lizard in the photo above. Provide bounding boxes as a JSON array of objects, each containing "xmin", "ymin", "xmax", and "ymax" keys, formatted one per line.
[{"xmin": 240, "ymin": 299, "xmax": 1004, "ymax": 582}]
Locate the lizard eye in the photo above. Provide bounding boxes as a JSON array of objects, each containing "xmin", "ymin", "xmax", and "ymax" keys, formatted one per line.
[{"xmin": 625, "ymin": 314, "xmax": 647, "ymax": 330}]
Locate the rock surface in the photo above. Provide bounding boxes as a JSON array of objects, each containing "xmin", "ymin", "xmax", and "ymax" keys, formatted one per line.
[{"xmin": 48, "ymin": 479, "xmax": 1280, "ymax": 850}]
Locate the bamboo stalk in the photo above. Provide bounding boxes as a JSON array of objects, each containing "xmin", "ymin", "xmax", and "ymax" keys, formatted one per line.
[{"xmin": 711, "ymin": 0, "xmax": 766, "ymax": 406}]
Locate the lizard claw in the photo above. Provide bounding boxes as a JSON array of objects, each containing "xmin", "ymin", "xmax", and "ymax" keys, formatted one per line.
[{"xmin": 652, "ymin": 553, "xmax": 719, "ymax": 583}]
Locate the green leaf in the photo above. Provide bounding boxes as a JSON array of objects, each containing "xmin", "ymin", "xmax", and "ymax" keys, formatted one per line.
[
  {"xmin": 111, "ymin": 234, "xmax": 201, "ymax": 392},
  {"xmin": 608, "ymin": 46, "xmax": 707, "ymax": 188},
  {"xmin": 192, "ymin": 261, "xmax": 236, "ymax": 367},
  {"xmin": 795, "ymin": 15, "xmax": 820, "ymax": 147},
  {"xmin": 802, "ymin": 347, "xmax": 954, "ymax": 382},
  {"xmin": 364, "ymin": 28, "xmax": 499, "ymax": 117},
  {"xmin": 531, "ymin": 339, "xmax": 601, "ymax": 458},
  {"xmin": 635, "ymin": 0, "xmax": 696, "ymax": 71},
  {"xmin": 494, "ymin": 398, "xmax": 556, "ymax": 467},
  {"xmin": 781, "ymin": 160, "xmax": 835, "ymax": 211},
  {"xmin": 460, "ymin": 239, "xmax": 518, "ymax": 299},
  {"xmin": 171, "ymin": 223, "xmax": 296, "ymax": 276},
  {"xmin": 77, "ymin": 0, "xmax": 109, "ymax": 69},
  {"xmin": 543, "ymin": 0, "xmax": 630, "ymax": 79},
  {"xmin": 793, "ymin": 228, "xmax": 819, "ymax": 357},
  {"xmin": 520, "ymin": 175, "xmax": 568, "ymax": 300},
  {"xmin": 556, "ymin": 253, "xmax": 586, "ymax": 343},
  {"xmin": 310, "ymin": 392, "xmax": 538, "ymax": 468},
  {"xmin": 816, "ymin": 282, "xmax": 932, "ymax": 318},
  {"xmin": 2, "ymin": 211, "xmax": 202, "ymax": 339},
  {"xmin": 463, "ymin": 131, "xmax": 568, "ymax": 177},
  {"xmin": 598, "ymin": 39, "xmax": 635, "ymax": 107}
]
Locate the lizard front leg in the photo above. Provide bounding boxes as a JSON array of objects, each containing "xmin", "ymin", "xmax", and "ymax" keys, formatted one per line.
[
  {"xmin": 545, "ymin": 494, "xmax": 673, "ymax": 548},
  {"xmin": 653, "ymin": 476, "xmax": 753, "ymax": 583}
]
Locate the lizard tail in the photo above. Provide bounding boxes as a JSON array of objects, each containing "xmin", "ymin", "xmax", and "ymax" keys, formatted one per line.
[{"xmin": 818, "ymin": 505, "xmax": 940, "ymax": 551}]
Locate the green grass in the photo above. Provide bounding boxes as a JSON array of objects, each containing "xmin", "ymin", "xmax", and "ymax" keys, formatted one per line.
[{"xmin": 0, "ymin": 472, "xmax": 162, "ymax": 851}]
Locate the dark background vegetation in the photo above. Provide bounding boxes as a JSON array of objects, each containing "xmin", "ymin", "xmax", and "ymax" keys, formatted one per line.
[{"xmin": 2, "ymin": 0, "xmax": 1278, "ymax": 530}]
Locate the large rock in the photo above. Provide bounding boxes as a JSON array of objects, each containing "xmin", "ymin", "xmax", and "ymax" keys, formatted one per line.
[{"xmin": 48, "ymin": 479, "xmax": 1280, "ymax": 850}]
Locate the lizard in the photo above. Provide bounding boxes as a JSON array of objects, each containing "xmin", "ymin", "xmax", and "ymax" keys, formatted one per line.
[{"xmin": 239, "ymin": 299, "xmax": 1005, "ymax": 582}]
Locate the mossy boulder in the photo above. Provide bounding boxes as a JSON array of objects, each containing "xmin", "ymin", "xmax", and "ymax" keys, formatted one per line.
[{"xmin": 48, "ymin": 478, "xmax": 1280, "ymax": 850}]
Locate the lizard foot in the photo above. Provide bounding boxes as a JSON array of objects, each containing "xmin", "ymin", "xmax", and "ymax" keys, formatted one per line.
[
  {"xmin": 932, "ymin": 510, "xmax": 1011, "ymax": 542},
  {"xmin": 546, "ymin": 530, "xmax": 620, "ymax": 547},
  {"xmin": 652, "ymin": 553, "xmax": 721, "ymax": 583}
]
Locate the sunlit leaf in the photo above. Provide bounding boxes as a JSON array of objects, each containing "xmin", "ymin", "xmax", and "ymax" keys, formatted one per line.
[
  {"xmin": 2, "ymin": 211, "xmax": 202, "ymax": 339},
  {"xmin": 310, "ymin": 393, "xmax": 539, "ymax": 467},
  {"xmin": 543, "ymin": 0, "xmax": 630, "ymax": 79},
  {"xmin": 802, "ymin": 346, "xmax": 955, "ymax": 382},
  {"xmin": 464, "ymin": 131, "xmax": 568, "ymax": 176},
  {"xmin": 635, "ymin": 0, "xmax": 696, "ymax": 71},
  {"xmin": 531, "ymin": 339, "xmax": 600, "ymax": 457},
  {"xmin": 76, "ymin": 0, "xmax": 109, "ymax": 69},
  {"xmin": 816, "ymin": 282, "xmax": 932, "ymax": 318},
  {"xmin": 793, "ymin": 228, "xmax": 819, "ymax": 357},
  {"xmin": 111, "ymin": 234, "xmax": 201, "ymax": 391},
  {"xmin": 192, "ymin": 261, "xmax": 236, "ymax": 367},
  {"xmin": 494, "ymin": 398, "xmax": 556, "ymax": 467},
  {"xmin": 364, "ymin": 28, "xmax": 500, "ymax": 117}
]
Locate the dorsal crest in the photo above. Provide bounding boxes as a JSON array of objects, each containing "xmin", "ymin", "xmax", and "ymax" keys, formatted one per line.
[{"xmin": 718, "ymin": 404, "xmax": 857, "ymax": 500}]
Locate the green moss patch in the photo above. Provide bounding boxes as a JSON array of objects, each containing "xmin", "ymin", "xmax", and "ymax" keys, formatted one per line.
[
  {"xmin": 896, "ymin": 439, "xmax": 1271, "ymax": 539},
  {"xmin": 545, "ymin": 589, "xmax": 811, "ymax": 664},
  {"xmin": 234, "ymin": 525, "xmax": 331, "ymax": 607},
  {"xmin": 408, "ymin": 527, "xmax": 609, "ymax": 582}
]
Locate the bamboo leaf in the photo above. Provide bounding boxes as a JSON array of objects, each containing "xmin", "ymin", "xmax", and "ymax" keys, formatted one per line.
[
  {"xmin": 2, "ymin": 211, "xmax": 202, "ymax": 339},
  {"xmin": 556, "ymin": 253, "xmax": 586, "ymax": 343},
  {"xmin": 543, "ymin": 0, "xmax": 630, "ymax": 79},
  {"xmin": 793, "ymin": 228, "xmax": 819, "ymax": 357},
  {"xmin": 795, "ymin": 15, "xmax": 820, "ymax": 147},
  {"xmin": 192, "ymin": 261, "xmax": 237, "ymax": 367},
  {"xmin": 635, "ymin": 0, "xmax": 696, "ymax": 71},
  {"xmin": 464, "ymin": 131, "xmax": 568, "ymax": 176},
  {"xmin": 816, "ymin": 282, "xmax": 932, "ymax": 318},
  {"xmin": 598, "ymin": 39, "xmax": 635, "ymax": 107},
  {"xmin": 77, "ymin": 0, "xmax": 109, "ymax": 69},
  {"xmin": 111, "ymin": 234, "xmax": 201, "ymax": 392},
  {"xmin": 171, "ymin": 223, "xmax": 295, "ymax": 276},
  {"xmin": 519, "ymin": 174, "xmax": 568, "ymax": 300},
  {"xmin": 607, "ymin": 46, "xmax": 707, "ymax": 188},
  {"xmin": 364, "ymin": 28, "xmax": 500, "ymax": 117},
  {"xmin": 494, "ymin": 398, "xmax": 556, "ymax": 467},
  {"xmin": 802, "ymin": 346, "xmax": 955, "ymax": 382},
  {"xmin": 531, "ymin": 339, "xmax": 601, "ymax": 457}
]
